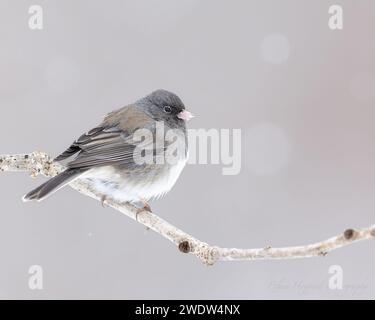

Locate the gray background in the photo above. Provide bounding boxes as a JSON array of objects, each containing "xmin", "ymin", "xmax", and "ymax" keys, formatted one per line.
[{"xmin": 0, "ymin": 0, "xmax": 374, "ymax": 299}]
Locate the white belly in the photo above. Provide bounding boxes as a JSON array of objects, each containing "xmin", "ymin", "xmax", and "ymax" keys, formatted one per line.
[{"xmin": 79, "ymin": 157, "xmax": 187, "ymax": 203}]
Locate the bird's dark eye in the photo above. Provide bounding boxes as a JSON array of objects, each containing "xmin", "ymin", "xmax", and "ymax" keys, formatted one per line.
[{"xmin": 163, "ymin": 106, "xmax": 172, "ymax": 113}]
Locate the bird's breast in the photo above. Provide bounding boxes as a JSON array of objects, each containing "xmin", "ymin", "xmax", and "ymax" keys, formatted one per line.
[{"xmin": 80, "ymin": 155, "xmax": 187, "ymax": 203}]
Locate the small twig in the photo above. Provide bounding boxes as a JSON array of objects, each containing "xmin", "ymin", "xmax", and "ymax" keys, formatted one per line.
[{"xmin": 1, "ymin": 151, "xmax": 374, "ymax": 265}]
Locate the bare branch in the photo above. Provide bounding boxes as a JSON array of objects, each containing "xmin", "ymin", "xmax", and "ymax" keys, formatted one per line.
[{"xmin": 1, "ymin": 151, "xmax": 374, "ymax": 265}]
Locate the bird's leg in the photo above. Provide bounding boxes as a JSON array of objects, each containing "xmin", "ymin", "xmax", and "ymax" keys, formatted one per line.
[
  {"xmin": 135, "ymin": 198, "xmax": 152, "ymax": 224},
  {"xmin": 134, "ymin": 198, "xmax": 152, "ymax": 213},
  {"xmin": 101, "ymin": 195, "xmax": 107, "ymax": 208},
  {"xmin": 141, "ymin": 198, "xmax": 152, "ymax": 213}
]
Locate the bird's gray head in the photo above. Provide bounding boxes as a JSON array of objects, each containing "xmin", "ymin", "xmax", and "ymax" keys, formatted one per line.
[{"xmin": 136, "ymin": 89, "xmax": 193, "ymax": 129}]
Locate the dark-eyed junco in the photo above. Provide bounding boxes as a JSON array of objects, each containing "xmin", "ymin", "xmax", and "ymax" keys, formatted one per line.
[{"xmin": 23, "ymin": 89, "xmax": 193, "ymax": 211}]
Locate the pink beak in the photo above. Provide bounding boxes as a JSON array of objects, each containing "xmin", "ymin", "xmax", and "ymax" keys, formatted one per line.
[{"xmin": 177, "ymin": 110, "xmax": 194, "ymax": 121}]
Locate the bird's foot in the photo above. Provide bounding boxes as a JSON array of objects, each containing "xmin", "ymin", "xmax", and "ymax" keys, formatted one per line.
[
  {"xmin": 101, "ymin": 195, "xmax": 108, "ymax": 208},
  {"xmin": 135, "ymin": 199, "xmax": 152, "ymax": 223},
  {"xmin": 142, "ymin": 201, "xmax": 152, "ymax": 213}
]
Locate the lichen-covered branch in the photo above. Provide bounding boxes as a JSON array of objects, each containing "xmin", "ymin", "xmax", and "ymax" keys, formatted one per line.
[{"xmin": 1, "ymin": 151, "xmax": 374, "ymax": 265}]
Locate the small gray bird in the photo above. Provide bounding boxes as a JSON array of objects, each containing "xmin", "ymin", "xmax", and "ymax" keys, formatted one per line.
[{"xmin": 23, "ymin": 89, "xmax": 193, "ymax": 211}]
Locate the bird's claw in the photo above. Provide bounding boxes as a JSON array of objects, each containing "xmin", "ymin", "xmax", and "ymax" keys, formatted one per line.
[
  {"xmin": 135, "ymin": 200, "xmax": 152, "ymax": 222},
  {"xmin": 101, "ymin": 195, "xmax": 108, "ymax": 208}
]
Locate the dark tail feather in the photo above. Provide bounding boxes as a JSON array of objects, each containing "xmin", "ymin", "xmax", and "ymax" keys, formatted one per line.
[{"xmin": 23, "ymin": 168, "xmax": 86, "ymax": 202}]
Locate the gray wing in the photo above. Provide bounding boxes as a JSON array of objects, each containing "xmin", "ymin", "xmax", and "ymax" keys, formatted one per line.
[
  {"xmin": 54, "ymin": 105, "xmax": 166, "ymax": 170},
  {"xmin": 54, "ymin": 126, "xmax": 138, "ymax": 169}
]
